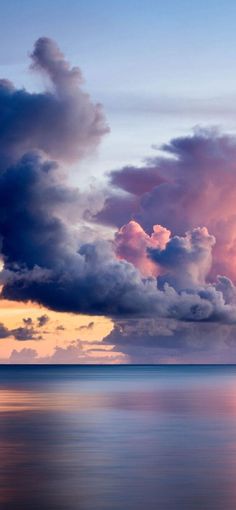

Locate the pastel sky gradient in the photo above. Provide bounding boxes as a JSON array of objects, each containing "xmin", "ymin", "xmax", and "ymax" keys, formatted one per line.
[
  {"xmin": 1, "ymin": 1, "xmax": 236, "ymax": 363},
  {"xmin": 3, "ymin": 0, "xmax": 236, "ymax": 174}
]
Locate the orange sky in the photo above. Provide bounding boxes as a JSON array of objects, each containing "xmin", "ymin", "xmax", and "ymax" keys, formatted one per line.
[{"xmin": 0, "ymin": 298, "xmax": 117, "ymax": 362}]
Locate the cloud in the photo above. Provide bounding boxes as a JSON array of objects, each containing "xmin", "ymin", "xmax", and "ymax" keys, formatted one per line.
[
  {"xmin": 103, "ymin": 318, "xmax": 236, "ymax": 364},
  {"xmin": 37, "ymin": 314, "xmax": 49, "ymax": 327},
  {"xmin": 0, "ymin": 37, "xmax": 109, "ymax": 168},
  {"xmin": 148, "ymin": 227, "xmax": 215, "ymax": 289},
  {"xmin": 0, "ymin": 39, "xmax": 165, "ymax": 319},
  {"xmin": 7, "ymin": 348, "xmax": 38, "ymax": 364},
  {"xmin": 114, "ymin": 220, "xmax": 170, "ymax": 276},
  {"xmin": 108, "ymin": 165, "xmax": 165, "ymax": 196},
  {"xmin": 0, "ymin": 152, "xmax": 236, "ymax": 322},
  {"xmin": 3, "ymin": 339, "xmax": 122, "ymax": 364},
  {"xmin": 0, "ymin": 324, "xmax": 12, "ymax": 339},
  {"xmin": 0, "ymin": 153, "xmax": 76, "ymax": 270},
  {"xmin": 95, "ymin": 193, "xmax": 139, "ymax": 229},
  {"xmin": 115, "ymin": 223, "xmax": 216, "ymax": 290},
  {"xmin": 78, "ymin": 321, "xmax": 94, "ymax": 331},
  {"xmin": 1, "ymin": 40, "xmax": 236, "ymax": 344},
  {"xmin": 94, "ymin": 128, "xmax": 236, "ymax": 282},
  {"xmin": 0, "ymin": 321, "xmax": 41, "ymax": 341},
  {"xmin": 56, "ymin": 325, "xmax": 65, "ymax": 331},
  {"xmin": 23, "ymin": 317, "xmax": 33, "ymax": 326},
  {"xmin": 11, "ymin": 327, "xmax": 42, "ymax": 341}
]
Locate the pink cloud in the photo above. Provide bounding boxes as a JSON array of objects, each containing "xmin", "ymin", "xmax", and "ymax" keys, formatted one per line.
[
  {"xmin": 114, "ymin": 221, "xmax": 170, "ymax": 276},
  {"xmin": 96, "ymin": 129, "xmax": 236, "ymax": 283}
]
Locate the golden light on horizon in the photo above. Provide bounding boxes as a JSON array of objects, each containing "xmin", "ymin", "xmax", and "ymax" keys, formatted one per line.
[{"xmin": 0, "ymin": 297, "xmax": 114, "ymax": 361}]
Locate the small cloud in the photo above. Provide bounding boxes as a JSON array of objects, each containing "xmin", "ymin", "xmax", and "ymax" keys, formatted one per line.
[
  {"xmin": 11, "ymin": 327, "xmax": 42, "ymax": 341},
  {"xmin": 9, "ymin": 348, "xmax": 38, "ymax": 364},
  {"xmin": 56, "ymin": 324, "xmax": 65, "ymax": 331},
  {"xmin": 37, "ymin": 314, "xmax": 49, "ymax": 327},
  {"xmin": 23, "ymin": 317, "xmax": 33, "ymax": 326},
  {"xmin": 77, "ymin": 321, "xmax": 95, "ymax": 331}
]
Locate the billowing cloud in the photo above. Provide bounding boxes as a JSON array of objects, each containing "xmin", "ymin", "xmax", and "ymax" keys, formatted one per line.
[
  {"xmin": 95, "ymin": 128, "xmax": 236, "ymax": 282},
  {"xmin": 115, "ymin": 222, "xmax": 215, "ymax": 286},
  {"xmin": 148, "ymin": 227, "xmax": 215, "ymax": 289},
  {"xmin": 1, "ymin": 36, "xmax": 236, "ymax": 368},
  {"xmin": 0, "ymin": 147, "xmax": 236, "ymax": 322},
  {"xmin": 0, "ymin": 151, "xmax": 164, "ymax": 317},
  {"xmin": 114, "ymin": 221, "xmax": 170, "ymax": 276},
  {"xmin": 0, "ymin": 37, "xmax": 109, "ymax": 168}
]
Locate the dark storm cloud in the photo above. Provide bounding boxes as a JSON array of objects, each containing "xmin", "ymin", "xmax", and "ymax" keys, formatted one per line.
[
  {"xmin": 103, "ymin": 318, "xmax": 236, "ymax": 364},
  {"xmin": 0, "ymin": 153, "xmax": 163, "ymax": 316},
  {"xmin": 0, "ymin": 153, "xmax": 74, "ymax": 270},
  {"xmin": 1, "ymin": 153, "xmax": 236, "ymax": 321},
  {"xmin": 1, "ymin": 40, "xmax": 236, "ymax": 327}
]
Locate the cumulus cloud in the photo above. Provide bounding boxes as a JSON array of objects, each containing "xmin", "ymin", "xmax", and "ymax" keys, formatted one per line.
[
  {"xmin": 0, "ymin": 39, "xmax": 165, "ymax": 319},
  {"xmin": 148, "ymin": 227, "xmax": 215, "ymax": 289},
  {"xmin": 7, "ymin": 348, "xmax": 38, "ymax": 364},
  {"xmin": 3, "ymin": 339, "xmax": 122, "ymax": 364},
  {"xmin": 1, "ymin": 151, "xmax": 236, "ymax": 322},
  {"xmin": 115, "ymin": 221, "xmax": 170, "ymax": 276},
  {"xmin": 1, "ymin": 37, "xmax": 236, "ymax": 360},
  {"xmin": 0, "ymin": 37, "xmax": 109, "ymax": 168},
  {"xmin": 95, "ymin": 128, "xmax": 236, "ymax": 282}
]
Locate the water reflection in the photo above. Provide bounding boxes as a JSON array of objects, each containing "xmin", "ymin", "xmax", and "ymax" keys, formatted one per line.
[{"xmin": 0, "ymin": 366, "xmax": 236, "ymax": 509}]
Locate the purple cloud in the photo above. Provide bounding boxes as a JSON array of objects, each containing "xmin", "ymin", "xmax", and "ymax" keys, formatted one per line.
[{"xmin": 0, "ymin": 40, "xmax": 236, "ymax": 334}]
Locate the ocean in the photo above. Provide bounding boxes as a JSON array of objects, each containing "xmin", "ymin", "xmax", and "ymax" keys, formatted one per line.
[{"xmin": 0, "ymin": 365, "xmax": 235, "ymax": 509}]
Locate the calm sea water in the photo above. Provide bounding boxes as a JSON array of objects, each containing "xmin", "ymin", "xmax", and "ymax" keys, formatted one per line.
[{"xmin": 0, "ymin": 365, "xmax": 236, "ymax": 510}]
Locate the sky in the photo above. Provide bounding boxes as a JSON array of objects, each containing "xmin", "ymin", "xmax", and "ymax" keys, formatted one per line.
[{"xmin": 1, "ymin": 0, "xmax": 236, "ymax": 363}]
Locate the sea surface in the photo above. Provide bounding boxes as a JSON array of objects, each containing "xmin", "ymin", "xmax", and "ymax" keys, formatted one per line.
[{"xmin": 0, "ymin": 365, "xmax": 236, "ymax": 510}]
